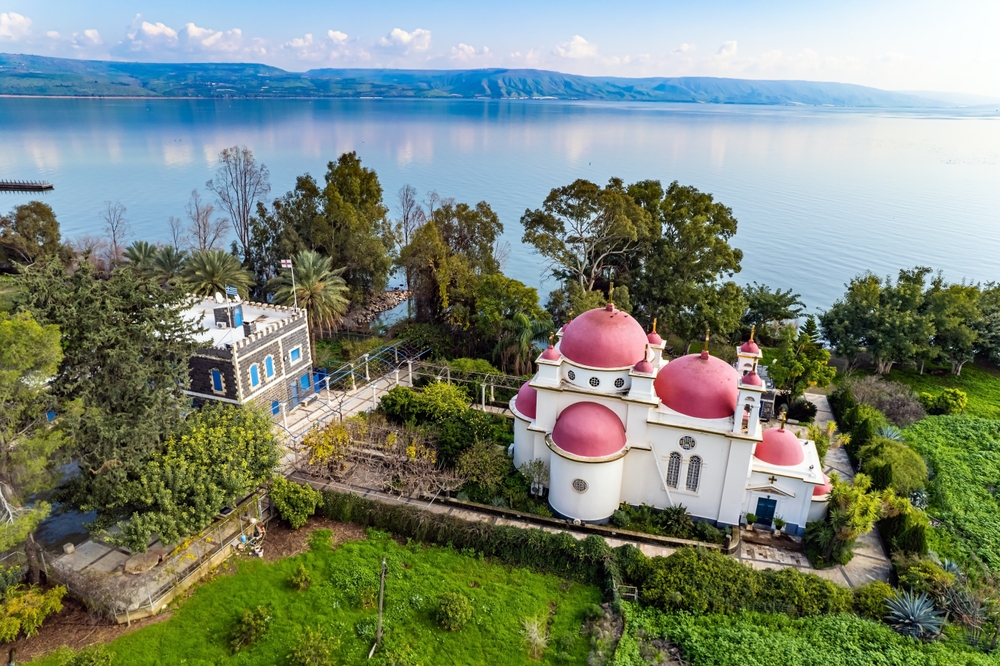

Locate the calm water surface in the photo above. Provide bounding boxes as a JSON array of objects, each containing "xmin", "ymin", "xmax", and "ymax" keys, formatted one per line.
[{"xmin": 1, "ymin": 98, "xmax": 998, "ymax": 310}]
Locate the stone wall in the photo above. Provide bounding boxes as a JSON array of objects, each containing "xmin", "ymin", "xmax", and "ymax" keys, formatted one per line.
[{"xmin": 232, "ymin": 314, "xmax": 312, "ymax": 408}]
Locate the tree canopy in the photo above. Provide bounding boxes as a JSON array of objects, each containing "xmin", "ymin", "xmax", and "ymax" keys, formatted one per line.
[{"xmin": 0, "ymin": 201, "xmax": 64, "ymax": 267}]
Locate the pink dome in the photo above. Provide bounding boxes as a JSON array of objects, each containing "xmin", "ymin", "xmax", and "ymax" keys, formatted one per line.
[
  {"xmin": 740, "ymin": 339, "xmax": 761, "ymax": 355},
  {"xmin": 647, "ymin": 331, "xmax": 664, "ymax": 345},
  {"xmin": 755, "ymin": 427, "xmax": 805, "ymax": 467},
  {"xmin": 515, "ymin": 382, "xmax": 537, "ymax": 419},
  {"xmin": 633, "ymin": 358, "xmax": 654, "ymax": 374},
  {"xmin": 540, "ymin": 345, "xmax": 561, "ymax": 361},
  {"xmin": 653, "ymin": 352, "xmax": 740, "ymax": 419},
  {"xmin": 552, "ymin": 402, "xmax": 626, "ymax": 458},
  {"xmin": 813, "ymin": 473, "xmax": 832, "ymax": 497},
  {"xmin": 558, "ymin": 304, "xmax": 648, "ymax": 369},
  {"xmin": 741, "ymin": 370, "xmax": 763, "ymax": 387}
]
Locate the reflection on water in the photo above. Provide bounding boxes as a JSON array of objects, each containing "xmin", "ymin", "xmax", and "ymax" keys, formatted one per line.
[{"xmin": 1, "ymin": 98, "xmax": 998, "ymax": 309}]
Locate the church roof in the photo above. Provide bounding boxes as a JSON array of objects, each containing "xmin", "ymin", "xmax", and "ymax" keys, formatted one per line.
[
  {"xmin": 552, "ymin": 402, "xmax": 627, "ymax": 458},
  {"xmin": 653, "ymin": 351, "xmax": 740, "ymax": 419},
  {"xmin": 515, "ymin": 382, "xmax": 537, "ymax": 419},
  {"xmin": 741, "ymin": 370, "xmax": 763, "ymax": 387},
  {"xmin": 559, "ymin": 303, "xmax": 648, "ymax": 369},
  {"xmin": 740, "ymin": 339, "xmax": 761, "ymax": 355},
  {"xmin": 540, "ymin": 345, "xmax": 561, "ymax": 361},
  {"xmin": 754, "ymin": 426, "xmax": 805, "ymax": 467},
  {"xmin": 813, "ymin": 473, "xmax": 833, "ymax": 497}
]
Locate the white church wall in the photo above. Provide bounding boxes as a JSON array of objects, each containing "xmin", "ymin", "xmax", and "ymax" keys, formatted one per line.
[
  {"xmin": 561, "ymin": 361, "xmax": 632, "ymax": 395},
  {"xmin": 716, "ymin": 441, "xmax": 756, "ymax": 526},
  {"xmin": 512, "ymin": 415, "xmax": 532, "ymax": 469},
  {"xmin": 549, "ymin": 455, "xmax": 624, "ymax": 523},
  {"xmin": 646, "ymin": 424, "xmax": 733, "ymax": 523},
  {"xmin": 808, "ymin": 497, "xmax": 829, "ymax": 523},
  {"xmin": 745, "ymin": 471, "xmax": 813, "ymax": 535},
  {"xmin": 620, "ymin": 448, "xmax": 669, "ymax": 508}
]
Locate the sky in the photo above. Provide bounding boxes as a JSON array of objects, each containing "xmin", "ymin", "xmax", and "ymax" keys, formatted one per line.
[{"xmin": 2, "ymin": 0, "xmax": 999, "ymax": 97}]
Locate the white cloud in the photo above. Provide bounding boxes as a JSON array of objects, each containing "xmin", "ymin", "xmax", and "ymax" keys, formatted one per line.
[
  {"xmin": 73, "ymin": 29, "xmax": 103, "ymax": 48},
  {"xmin": 114, "ymin": 16, "xmax": 246, "ymax": 57},
  {"xmin": 0, "ymin": 11, "xmax": 31, "ymax": 40},
  {"xmin": 449, "ymin": 43, "xmax": 491, "ymax": 63},
  {"xmin": 717, "ymin": 40, "xmax": 738, "ymax": 57},
  {"xmin": 46, "ymin": 30, "xmax": 59, "ymax": 39},
  {"xmin": 672, "ymin": 43, "xmax": 694, "ymax": 55},
  {"xmin": 327, "ymin": 30, "xmax": 348, "ymax": 44},
  {"xmin": 554, "ymin": 35, "xmax": 598, "ymax": 59},
  {"xmin": 379, "ymin": 27, "xmax": 431, "ymax": 53},
  {"xmin": 281, "ymin": 30, "xmax": 365, "ymax": 62}
]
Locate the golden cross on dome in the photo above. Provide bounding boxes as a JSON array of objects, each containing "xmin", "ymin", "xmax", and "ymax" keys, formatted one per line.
[
  {"xmin": 704, "ymin": 328, "xmax": 711, "ymax": 350},
  {"xmin": 608, "ymin": 281, "xmax": 615, "ymax": 302},
  {"xmin": 548, "ymin": 333, "xmax": 555, "ymax": 346},
  {"xmin": 768, "ymin": 475, "xmax": 778, "ymax": 484},
  {"xmin": 780, "ymin": 411, "xmax": 788, "ymax": 430},
  {"xmin": 652, "ymin": 318, "xmax": 657, "ymax": 333},
  {"xmin": 749, "ymin": 324, "xmax": 756, "ymax": 342}
]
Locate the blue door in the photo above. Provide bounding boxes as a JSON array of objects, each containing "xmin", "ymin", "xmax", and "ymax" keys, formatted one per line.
[{"xmin": 755, "ymin": 498, "xmax": 777, "ymax": 526}]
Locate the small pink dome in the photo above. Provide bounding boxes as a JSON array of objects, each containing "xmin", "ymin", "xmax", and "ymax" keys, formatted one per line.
[
  {"xmin": 741, "ymin": 370, "xmax": 763, "ymax": 387},
  {"xmin": 813, "ymin": 473, "xmax": 832, "ymax": 497},
  {"xmin": 515, "ymin": 382, "xmax": 537, "ymax": 419},
  {"xmin": 633, "ymin": 358, "xmax": 654, "ymax": 374},
  {"xmin": 755, "ymin": 427, "xmax": 805, "ymax": 467},
  {"xmin": 552, "ymin": 402, "xmax": 626, "ymax": 458},
  {"xmin": 653, "ymin": 353, "xmax": 740, "ymax": 419},
  {"xmin": 559, "ymin": 304, "xmax": 648, "ymax": 369},
  {"xmin": 647, "ymin": 331, "xmax": 664, "ymax": 345},
  {"xmin": 540, "ymin": 345, "xmax": 561, "ymax": 361},
  {"xmin": 740, "ymin": 339, "xmax": 761, "ymax": 355}
]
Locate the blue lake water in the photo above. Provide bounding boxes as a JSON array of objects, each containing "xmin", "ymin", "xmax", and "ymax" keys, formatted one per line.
[{"xmin": 1, "ymin": 98, "xmax": 998, "ymax": 311}]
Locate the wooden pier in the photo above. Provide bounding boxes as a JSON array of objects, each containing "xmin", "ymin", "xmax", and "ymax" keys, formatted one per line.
[{"xmin": 0, "ymin": 180, "xmax": 54, "ymax": 192}]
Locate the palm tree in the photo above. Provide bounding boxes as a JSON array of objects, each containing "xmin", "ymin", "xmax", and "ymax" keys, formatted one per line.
[
  {"xmin": 151, "ymin": 246, "xmax": 188, "ymax": 287},
  {"xmin": 123, "ymin": 240, "xmax": 157, "ymax": 271},
  {"xmin": 494, "ymin": 313, "xmax": 553, "ymax": 375},
  {"xmin": 181, "ymin": 249, "xmax": 254, "ymax": 298},
  {"xmin": 268, "ymin": 250, "xmax": 349, "ymax": 341}
]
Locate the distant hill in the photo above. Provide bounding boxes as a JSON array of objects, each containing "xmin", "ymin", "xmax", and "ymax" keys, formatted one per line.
[{"xmin": 0, "ymin": 53, "xmax": 957, "ymax": 107}]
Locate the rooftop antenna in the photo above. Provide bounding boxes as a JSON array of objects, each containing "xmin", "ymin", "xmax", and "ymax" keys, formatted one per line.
[{"xmin": 214, "ymin": 291, "xmax": 224, "ymax": 304}]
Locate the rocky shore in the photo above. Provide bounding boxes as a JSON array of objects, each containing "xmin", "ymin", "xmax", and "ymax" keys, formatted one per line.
[{"xmin": 341, "ymin": 288, "xmax": 410, "ymax": 332}]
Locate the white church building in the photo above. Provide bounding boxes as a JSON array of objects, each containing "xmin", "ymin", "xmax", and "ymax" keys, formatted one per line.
[{"xmin": 510, "ymin": 303, "xmax": 831, "ymax": 535}]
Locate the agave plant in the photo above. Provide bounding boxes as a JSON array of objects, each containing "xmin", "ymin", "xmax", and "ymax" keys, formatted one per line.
[
  {"xmin": 877, "ymin": 425, "xmax": 905, "ymax": 441},
  {"xmin": 885, "ymin": 589, "xmax": 944, "ymax": 639},
  {"xmin": 941, "ymin": 559, "xmax": 962, "ymax": 575}
]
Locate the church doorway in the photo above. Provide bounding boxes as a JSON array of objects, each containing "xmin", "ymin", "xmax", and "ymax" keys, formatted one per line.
[{"xmin": 755, "ymin": 498, "xmax": 777, "ymax": 526}]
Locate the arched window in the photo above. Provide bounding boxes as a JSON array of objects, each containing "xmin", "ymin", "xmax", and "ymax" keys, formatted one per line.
[
  {"xmin": 210, "ymin": 368, "xmax": 224, "ymax": 394},
  {"xmin": 264, "ymin": 355, "xmax": 275, "ymax": 379},
  {"xmin": 666, "ymin": 452, "xmax": 681, "ymax": 488},
  {"xmin": 686, "ymin": 456, "xmax": 702, "ymax": 492},
  {"xmin": 249, "ymin": 364, "xmax": 260, "ymax": 388}
]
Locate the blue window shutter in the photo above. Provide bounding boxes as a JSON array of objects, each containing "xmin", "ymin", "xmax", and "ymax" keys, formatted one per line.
[
  {"xmin": 290, "ymin": 347, "xmax": 301, "ymax": 363},
  {"xmin": 211, "ymin": 369, "xmax": 223, "ymax": 392},
  {"xmin": 233, "ymin": 305, "xmax": 243, "ymax": 327},
  {"xmin": 265, "ymin": 356, "xmax": 274, "ymax": 378},
  {"xmin": 271, "ymin": 400, "xmax": 280, "ymax": 415},
  {"xmin": 250, "ymin": 365, "xmax": 260, "ymax": 387},
  {"xmin": 300, "ymin": 373, "xmax": 310, "ymax": 390}
]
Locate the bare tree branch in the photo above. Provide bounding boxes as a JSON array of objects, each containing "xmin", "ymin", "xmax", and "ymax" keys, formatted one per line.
[
  {"xmin": 168, "ymin": 215, "xmax": 188, "ymax": 250},
  {"xmin": 100, "ymin": 201, "xmax": 130, "ymax": 268},
  {"xmin": 206, "ymin": 146, "xmax": 270, "ymax": 259},
  {"xmin": 186, "ymin": 189, "xmax": 229, "ymax": 251}
]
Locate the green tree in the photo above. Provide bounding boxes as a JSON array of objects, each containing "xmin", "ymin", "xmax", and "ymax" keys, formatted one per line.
[
  {"xmin": 0, "ymin": 201, "xmax": 64, "ymax": 266},
  {"xmin": 274, "ymin": 154, "xmax": 395, "ymax": 300},
  {"xmin": 521, "ymin": 178, "xmax": 652, "ymax": 291},
  {"xmin": 151, "ymin": 245, "xmax": 188, "ymax": 286},
  {"xmin": 0, "ymin": 312, "xmax": 65, "ymax": 583},
  {"xmin": 182, "ymin": 249, "xmax": 254, "ymax": 299},
  {"xmin": 742, "ymin": 282, "xmax": 805, "ymax": 342},
  {"xmin": 110, "ymin": 404, "xmax": 279, "ymax": 551},
  {"xmin": 474, "ymin": 274, "xmax": 549, "ymax": 353},
  {"xmin": 978, "ymin": 283, "xmax": 1000, "ymax": 365},
  {"xmin": 123, "ymin": 240, "xmax": 157, "ymax": 271},
  {"xmin": 767, "ymin": 323, "xmax": 837, "ymax": 400},
  {"xmin": 630, "ymin": 181, "xmax": 745, "ymax": 353},
  {"xmin": 926, "ymin": 277, "xmax": 981, "ymax": 375},
  {"xmin": 494, "ymin": 312, "xmax": 553, "ymax": 375},
  {"xmin": 16, "ymin": 261, "xmax": 200, "ymax": 530},
  {"xmin": 269, "ymin": 250, "xmax": 349, "ymax": 341}
]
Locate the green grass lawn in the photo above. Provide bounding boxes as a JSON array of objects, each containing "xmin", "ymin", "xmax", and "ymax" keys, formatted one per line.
[
  {"xmin": 34, "ymin": 529, "xmax": 599, "ymax": 666},
  {"xmin": 904, "ymin": 417, "xmax": 1000, "ymax": 572},
  {"xmin": 884, "ymin": 362, "xmax": 1000, "ymax": 420}
]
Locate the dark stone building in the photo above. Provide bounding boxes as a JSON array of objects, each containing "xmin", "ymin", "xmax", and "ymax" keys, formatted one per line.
[{"xmin": 183, "ymin": 298, "xmax": 313, "ymax": 414}]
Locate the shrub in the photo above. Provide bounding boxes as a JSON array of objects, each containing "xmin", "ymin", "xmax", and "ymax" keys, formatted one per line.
[
  {"xmin": 0, "ymin": 566, "xmax": 22, "ymax": 596},
  {"xmin": 290, "ymin": 563, "xmax": 312, "ymax": 591},
  {"xmin": 230, "ymin": 605, "xmax": 272, "ymax": 652},
  {"xmin": 61, "ymin": 645, "xmax": 116, "ymax": 666},
  {"xmin": 379, "ymin": 385, "xmax": 419, "ymax": 423},
  {"xmin": 786, "ymin": 397, "xmax": 818, "ymax": 423},
  {"xmin": 828, "ymin": 384, "xmax": 857, "ymax": 427},
  {"xmin": 920, "ymin": 388, "xmax": 969, "ymax": 415},
  {"xmin": 853, "ymin": 581, "xmax": 894, "ymax": 620},
  {"xmin": 893, "ymin": 554, "xmax": 955, "ymax": 598},
  {"xmin": 847, "ymin": 376, "xmax": 926, "ymax": 427},
  {"xmin": 880, "ymin": 507, "xmax": 929, "ymax": 556},
  {"xmin": 437, "ymin": 409, "xmax": 512, "ymax": 467},
  {"xmin": 455, "ymin": 440, "xmax": 511, "ymax": 494},
  {"xmin": 287, "ymin": 626, "xmax": 337, "ymax": 666},
  {"xmin": 858, "ymin": 438, "xmax": 928, "ymax": 496},
  {"xmin": 0, "ymin": 584, "xmax": 66, "ymax": 642},
  {"xmin": 885, "ymin": 589, "xmax": 944, "ymax": 640},
  {"xmin": 522, "ymin": 616, "xmax": 549, "ymax": 659},
  {"xmin": 271, "ymin": 476, "xmax": 322, "ymax": 529},
  {"xmin": 846, "ymin": 404, "xmax": 888, "ymax": 455},
  {"xmin": 309, "ymin": 528, "xmax": 333, "ymax": 551},
  {"xmin": 434, "ymin": 592, "xmax": 473, "ymax": 630}
]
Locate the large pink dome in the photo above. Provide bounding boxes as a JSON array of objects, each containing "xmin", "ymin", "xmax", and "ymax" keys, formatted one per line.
[
  {"xmin": 552, "ymin": 402, "xmax": 626, "ymax": 458},
  {"xmin": 755, "ymin": 427, "xmax": 805, "ymax": 467},
  {"xmin": 813, "ymin": 473, "xmax": 832, "ymax": 497},
  {"xmin": 515, "ymin": 382, "xmax": 537, "ymax": 419},
  {"xmin": 559, "ymin": 304, "xmax": 648, "ymax": 369},
  {"xmin": 654, "ymin": 352, "xmax": 740, "ymax": 419}
]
